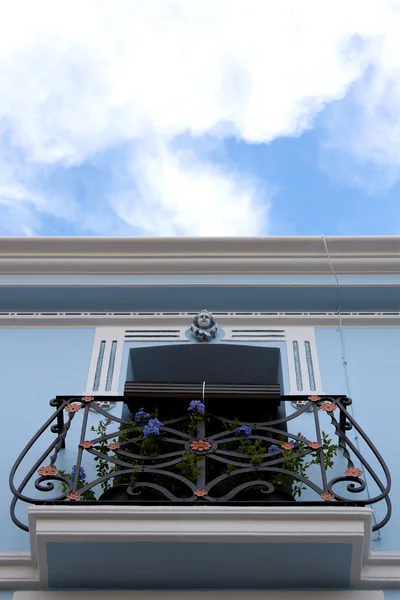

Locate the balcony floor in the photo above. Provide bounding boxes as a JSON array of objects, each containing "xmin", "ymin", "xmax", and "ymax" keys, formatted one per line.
[{"xmin": 28, "ymin": 505, "xmax": 372, "ymax": 590}]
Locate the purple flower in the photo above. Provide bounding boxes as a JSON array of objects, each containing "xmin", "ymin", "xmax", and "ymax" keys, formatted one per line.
[
  {"xmin": 268, "ymin": 444, "xmax": 280, "ymax": 453},
  {"xmin": 71, "ymin": 466, "xmax": 86, "ymax": 480},
  {"xmin": 234, "ymin": 425, "xmax": 252, "ymax": 437},
  {"xmin": 188, "ymin": 400, "xmax": 206, "ymax": 414},
  {"xmin": 143, "ymin": 418, "xmax": 164, "ymax": 437},
  {"xmin": 134, "ymin": 408, "xmax": 151, "ymax": 424}
]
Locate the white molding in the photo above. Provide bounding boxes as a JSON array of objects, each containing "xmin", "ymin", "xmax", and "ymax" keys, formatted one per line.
[
  {"xmin": 0, "ymin": 553, "xmax": 38, "ymax": 589},
  {"xmin": 84, "ymin": 323, "xmax": 324, "ymax": 397},
  {"xmin": 1, "ymin": 506, "xmax": 399, "ymax": 590},
  {"xmin": 221, "ymin": 326, "xmax": 286, "ymax": 342},
  {"xmin": 285, "ymin": 327, "xmax": 323, "ymax": 395},
  {"xmin": 0, "ymin": 235, "xmax": 399, "ymax": 275},
  {"xmin": 124, "ymin": 326, "xmax": 189, "ymax": 342},
  {"xmin": 1, "ymin": 281, "xmax": 399, "ymax": 287},
  {"xmin": 360, "ymin": 553, "xmax": 400, "ymax": 588},
  {"xmin": 0, "ymin": 311, "xmax": 399, "ymax": 328},
  {"xmin": 13, "ymin": 591, "xmax": 385, "ymax": 599},
  {"xmin": 26, "ymin": 505, "xmax": 371, "ymax": 588},
  {"xmin": 85, "ymin": 327, "xmax": 125, "ymax": 396}
]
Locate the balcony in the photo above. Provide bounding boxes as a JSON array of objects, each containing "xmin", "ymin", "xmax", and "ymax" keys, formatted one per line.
[{"xmin": 9, "ymin": 384, "xmax": 391, "ymax": 590}]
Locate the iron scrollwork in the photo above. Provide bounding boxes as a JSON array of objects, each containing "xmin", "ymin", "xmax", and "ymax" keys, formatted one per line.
[{"xmin": 9, "ymin": 393, "xmax": 391, "ymax": 532}]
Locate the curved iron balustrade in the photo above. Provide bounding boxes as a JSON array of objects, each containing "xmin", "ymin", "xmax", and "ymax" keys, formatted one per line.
[{"xmin": 9, "ymin": 394, "xmax": 391, "ymax": 532}]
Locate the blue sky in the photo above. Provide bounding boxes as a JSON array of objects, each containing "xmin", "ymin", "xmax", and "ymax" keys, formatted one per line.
[{"xmin": 0, "ymin": 1, "xmax": 400, "ymax": 237}]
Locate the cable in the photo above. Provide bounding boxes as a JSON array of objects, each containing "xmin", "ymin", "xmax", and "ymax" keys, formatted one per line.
[{"xmin": 321, "ymin": 235, "xmax": 381, "ymax": 542}]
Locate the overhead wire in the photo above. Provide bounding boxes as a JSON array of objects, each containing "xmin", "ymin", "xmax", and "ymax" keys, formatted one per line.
[{"xmin": 321, "ymin": 235, "xmax": 381, "ymax": 542}]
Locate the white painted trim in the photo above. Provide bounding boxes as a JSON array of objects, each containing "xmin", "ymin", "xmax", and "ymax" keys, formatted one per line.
[
  {"xmin": 360, "ymin": 552, "xmax": 400, "ymax": 588},
  {"xmin": 27, "ymin": 505, "xmax": 372, "ymax": 589},
  {"xmin": 304, "ymin": 327, "xmax": 323, "ymax": 393},
  {"xmin": 1, "ymin": 312, "xmax": 398, "ymax": 328},
  {"xmin": 124, "ymin": 326, "xmax": 189, "ymax": 342},
  {"xmin": 85, "ymin": 327, "xmax": 125, "ymax": 396},
  {"xmin": 1, "ymin": 281, "xmax": 399, "ymax": 287},
  {"xmin": 0, "ymin": 235, "xmax": 399, "ymax": 276},
  {"xmin": 1, "ymin": 506, "xmax": 399, "ymax": 590},
  {"xmin": 0, "ymin": 553, "xmax": 38, "ymax": 589},
  {"xmin": 285, "ymin": 327, "xmax": 323, "ymax": 395},
  {"xmin": 84, "ymin": 324, "xmax": 324, "ymax": 397},
  {"xmin": 221, "ymin": 326, "xmax": 286, "ymax": 342},
  {"xmin": 13, "ymin": 591, "xmax": 385, "ymax": 599}
]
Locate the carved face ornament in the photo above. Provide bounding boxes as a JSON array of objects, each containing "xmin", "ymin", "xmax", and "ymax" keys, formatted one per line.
[
  {"xmin": 190, "ymin": 309, "xmax": 218, "ymax": 342},
  {"xmin": 198, "ymin": 311, "xmax": 212, "ymax": 329}
]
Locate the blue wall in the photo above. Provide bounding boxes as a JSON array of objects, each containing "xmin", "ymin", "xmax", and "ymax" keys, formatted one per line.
[
  {"xmin": 315, "ymin": 327, "xmax": 400, "ymax": 551},
  {"xmin": 1, "ymin": 323, "xmax": 399, "ymax": 558},
  {"xmin": 0, "ymin": 327, "xmax": 95, "ymax": 551}
]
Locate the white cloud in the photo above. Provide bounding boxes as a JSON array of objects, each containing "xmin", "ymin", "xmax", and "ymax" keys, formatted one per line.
[
  {"xmin": 112, "ymin": 142, "xmax": 268, "ymax": 236},
  {"xmin": 1, "ymin": 0, "xmax": 400, "ymax": 234}
]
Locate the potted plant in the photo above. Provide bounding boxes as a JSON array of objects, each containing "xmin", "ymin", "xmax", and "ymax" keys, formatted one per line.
[{"xmin": 63, "ymin": 400, "xmax": 338, "ymax": 503}]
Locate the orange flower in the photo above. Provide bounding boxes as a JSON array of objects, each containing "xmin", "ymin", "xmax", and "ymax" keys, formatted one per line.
[
  {"xmin": 345, "ymin": 467, "xmax": 363, "ymax": 478},
  {"xmin": 82, "ymin": 396, "xmax": 94, "ymax": 403},
  {"xmin": 37, "ymin": 466, "xmax": 56, "ymax": 476},
  {"xmin": 281, "ymin": 442, "xmax": 294, "ymax": 450},
  {"xmin": 107, "ymin": 443, "xmax": 120, "ymax": 450},
  {"xmin": 65, "ymin": 403, "xmax": 81, "ymax": 413},
  {"xmin": 308, "ymin": 395, "xmax": 321, "ymax": 402},
  {"xmin": 190, "ymin": 440, "xmax": 212, "ymax": 452},
  {"xmin": 320, "ymin": 402, "xmax": 337, "ymax": 412},
  {"xmin": 67, "ymin": 492, "xmax": 80, "ymax": 501},
  {"xmin": 80, "ymin": 440, "xmax": 94, "ymax": 449},
  {"xmin": 321, "ymin": 492, "xmax": 334, "ymax": 502},
  {"xmin": 194, "ymin": 489, "xmax": 208, "ymax": 497},
  {"xmin": 308, "ymin": 442, "xmax": 322, "ymax": 450}
]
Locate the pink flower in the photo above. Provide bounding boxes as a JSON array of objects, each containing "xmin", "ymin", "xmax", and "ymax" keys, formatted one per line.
[
  {"xmin": 281, "ymin": 442, "xmax": 295, "ymax": 450},
  {"xmin": 308, "ymin": 395, "xmax": 321, "ymax": 402},
  {"xmin": 37, "ymin": 466, "xmax": 56, "ymax": 476},
  {"xmin": 79, "ymin": 440, "xmax": 94, "ymax": 449},
  {"xmin": 308, "ymin": 442, "xmax": 322, "ymax": 450},
  {"xmin": 190, "ymin": 440, "xmax": 212, "ymax": 452},
  {"xmin": 67, "ymin": 492, "xmax": 80, "ymax": 501},
  {"xmin": 320, "ymin": 402, "xmax": 337, "ymax": 412},
  {"xmin": 65, "ymin": 403, "xmax": 81, "ymax": 413},
  {"xmin": 194, "ymin": 489, "xmax": 208, "ymax": 497},
  {"xmin": 107, "ymin": 443, "xmax": 120, "ymax": 450},
  {"xmin": 345, "ymin": 467, "xmax": 363, "ymax": 478},
  {"xmin": 321, "ymin": 492, "xmax": 334, "ymax": 502}
]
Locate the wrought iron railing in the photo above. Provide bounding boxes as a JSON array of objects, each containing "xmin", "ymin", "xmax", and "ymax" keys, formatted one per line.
[{"xmin": 10, "ymin": 390, "xmax": 391, "ymax": 532}]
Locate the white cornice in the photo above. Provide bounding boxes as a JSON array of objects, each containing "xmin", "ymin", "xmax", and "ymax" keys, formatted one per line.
[{"xmin": 0, "ymin": 236, "xmax": 399, "ymax": 275}]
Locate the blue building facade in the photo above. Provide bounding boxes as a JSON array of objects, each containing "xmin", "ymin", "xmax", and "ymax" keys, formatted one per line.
[{"xmin": 0, "ymin": 236, "xmax": 399, "ymax": 600}]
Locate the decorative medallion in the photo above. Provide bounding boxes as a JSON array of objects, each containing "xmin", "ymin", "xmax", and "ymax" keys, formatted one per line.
[
  {"xmin": 190, "ymin": 440, "xmax": 212, "ymax": 452},
  {"xmin": 345, "ymin": 467, "xmax": 363, "ymax": 478},
  {"xmin": 320, "ymin": 492, "xmax": 334, "ymax": 502},
  {"xmin": 37, "ymin": 466, "xmax": 56, "ymax": 476},
  {"xmin": 79, "ymin": 441, "xmax": 94, "ymax": 449}
]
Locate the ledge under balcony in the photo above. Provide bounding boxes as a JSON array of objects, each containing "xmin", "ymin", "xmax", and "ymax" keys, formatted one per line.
[{"xmin": 10, "ymin": 384, "xmax": 391, "ymax": 590}]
